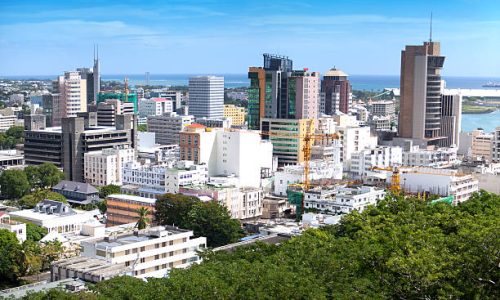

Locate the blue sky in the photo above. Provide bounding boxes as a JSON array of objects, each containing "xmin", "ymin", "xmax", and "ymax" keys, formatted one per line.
[{"xmin": 0, "ymin": 0, "xmax": 499, "ymax": 77}]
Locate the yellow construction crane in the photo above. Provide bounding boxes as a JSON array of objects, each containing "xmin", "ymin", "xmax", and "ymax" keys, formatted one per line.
[
  {"xmin": 261, "ymin": 119, "xmax": 339, "ymax": 216},
  {"xmin": 371, "ymin": 166, "xmax": 401, "ymax": 195}
]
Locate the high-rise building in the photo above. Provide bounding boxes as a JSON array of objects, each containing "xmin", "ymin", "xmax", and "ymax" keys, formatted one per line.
[
  {"xmin": 188, "ymin": 76, "xmax": 224, "ymax": 119},
  {"xmin": 439, "ymin": 93, "xmax": 462, "ymax": 147},
  {"xmin": 320, "ymin": 68, "xmax": 352, "ymax": 115},
  {"xmin": 53, "ymin": 71, "xmax": 88, "ymax": 122},
  {"xmin": 399, "ymin": 41, "xmax": 445, "ymax": 144},
  {"xmin": 290, "ymin": 70, "xmax": 320, "ymax": 119},
  {"xmin": 95, "ymin": 99, "xmax": 134, "ymax": 127}
]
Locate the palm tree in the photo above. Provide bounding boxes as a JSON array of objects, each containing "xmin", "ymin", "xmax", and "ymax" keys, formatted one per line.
[{"xmin": 136, "ymin": 207, "xmax": 150, "ymax": 230}]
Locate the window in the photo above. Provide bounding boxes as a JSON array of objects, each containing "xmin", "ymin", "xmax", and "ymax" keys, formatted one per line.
[{"xmin": 140, "ymin": 258, "xmax": 145, "ymax": 263}]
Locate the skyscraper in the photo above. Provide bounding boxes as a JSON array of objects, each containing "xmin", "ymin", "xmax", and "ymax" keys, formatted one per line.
[
  {"xmin": 398, "ymin": 41, "xmax": 445, "ymax": 144},
  {"xmin": 188, "ymin": 76, "xmax": 224, "ymax": 119},
  {"xmin": 53, "ymin": 71, "xmax": 88, "ymax": 121},
  {"xmin": 320, "ymin": 68, "xmax": 352, "ymax": 115},
  {"xmin": 247, "ymin": 54, "xmax": 321, "ymax": 129}
]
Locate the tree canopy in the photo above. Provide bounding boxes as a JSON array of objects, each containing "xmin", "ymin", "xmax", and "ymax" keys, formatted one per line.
[
  {"xmin": 24, "ymin": 163, "xmax": 64, "ymax": 190},
  {"xmin": 155, "ymin": 193, "xmax": 200, "ymax": 228},
  {"xmin": 0, "ymin": 125, "xmax": 24, "ymax": 149},
  {"xmin": 98, "ymin": 184, "xmax": 121, "ymax": 199},
  {"xmin": 0, "ymin": 229, "xmax": 23, "ymax": 286},
  {"xmin": 21, "ymin": 191, "xmax": 500, "ymax": 299},
  {"xmin": 19, "ymin": 189, "xmax": 67, "ymax": 208},
  {"xmin": 0, "ymin": 169, "xmax": 30, "ymax": 199},
  {"xmin": 26, "ymin": 223, "xmax": 48, "ymax": 242}
]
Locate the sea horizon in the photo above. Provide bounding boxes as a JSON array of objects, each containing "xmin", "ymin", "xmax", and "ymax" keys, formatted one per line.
[{"xmin": 2, "ymin": 74, "xmax": 500, "ymax": 91}]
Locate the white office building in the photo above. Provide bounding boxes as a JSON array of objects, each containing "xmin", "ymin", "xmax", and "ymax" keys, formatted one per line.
[
  {"xmin": 84, "ymin": 146, "xmax": 135, "ymax": 186},
  {"xmin": 0, "ymin": 108, "xmax": 18, "ymax": 131},
  {"xmin": 304, "ymin": 186, "xmax": 386, "ymax": 214},
  {"xmin": 188, "ymin": 76, "xmax": 224, "ymax": 119},
  {"xmin": 350, "ymin": 146, "xmax": 402, "ymax": 176}
]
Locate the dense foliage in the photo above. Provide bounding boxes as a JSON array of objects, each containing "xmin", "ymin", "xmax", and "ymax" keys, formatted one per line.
[
  {"xmin": 0, "ymin": 229, "xmax": 64, "ymax": 287},
  {"xmin": 19, "ymin": 189, "xmax": 68, "ymax": 208},
  {"xmin": 25, "ymin": 223, "xmax": 48, "ymax": 242},
  {"xmin": 155, "ymin": 193, "xmax": 243, "ymax": 247},
  {"xmin": 0, "ymin": 125, "xmax": 24, "ymax": 149},
  {"xmin": 98, "ymin": 184, "xmax": 121, "ymax": 199},
  {"xmin": 24, "ymin": 163, "xmax": 65, "ymax": 189},
  {"xmin": 0, "ymin": 169, "xmax": 30, "ymax": 199},
  {"xmin": 21, "ymin": 191, "xmax": 500, "ymax": 299}
]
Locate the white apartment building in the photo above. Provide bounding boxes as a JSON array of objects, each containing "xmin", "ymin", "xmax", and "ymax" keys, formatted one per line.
[
  {"xmin": 402, "ymin": 146, "xmax": 458, "ymax": 167},
  {"xmin": 10, "ymin": 200, "xmax": 99, "ymax": 234},
  {"xmin": 188, "ymin": 76, "xmax": 224, "ymax": 119},
  {"xmin": 304, "ymin": 186, "xmax": 386, "ymax": 214},
  {"xmin": 274, "ymin": 160, "xmax": 343, "ymax": 197},
  {"xmin": 55, "ymin": 71, "xmax": 87, "ymax": 119},
  {"xmin": 84, "ymin": 146, "xmax": 135, "ymax": 186},
  {"xmin": 147, "ymin": 112, "xmax": 194, "ymax": 145},
  {"xmin": 336, "ymin": 125, "xmax": 377, "ymax": 166},
  {"xmin": 0, "ymin": 108, "xmax": 17, "ymax": 131},
  {"xmin": 165, "ymin": 161, "xmax": 208, "ymax": 194},
  {"xmin": 0, "ymin": 212, "xmax": 26, "ymax": 243},
  {"xmin": 139, "ymin": 98, "xmax": 173, "ymax": 118},
  {"xmin": 397, "ymin": 167, "xmax": 479, "ymax": 204},
  {"xmin": 350, "ymin": 146, "xmax": 402, "ymax": 176},
  {"xmin": 122, "ymin": 162, "xmax": 167, "ymax": 198},
  {"xmin": 52, "ymin": 226, "xmax": 206, "ymax": 282},
  {"xmin": 369, "ymin": 115, "xmax": 392, "ymax": 131}
]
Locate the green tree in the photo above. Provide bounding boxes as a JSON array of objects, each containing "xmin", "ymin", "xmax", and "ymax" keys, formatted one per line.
[
  {"xmin": 99, "ymin": 184, "xmax": 121, "ymax": 198},
  {"xmin": 0, "ymin": 229, "xmax": 23, "ymax": 285},
  {"xmin": 19, "ymin": 240, "xmax": 43, "ymax": 276},
  {"xmin": 39, "ymin": 241, "xmax": 64, "ymax": 270},
  {"xmin": 155, "ymin": 193, "xmax": 200, "ymax": 228},
  {"xmin": 187, "ymin": 201, "xmax": 243, "ymax": 247},
  {"xmin": 24, "ymin": 165, "xmax": 41, "ymax": 189},
  {"xmin": 19, "ymin": 189, "xmax": 67, "ymax": 208},
  {"xmin": 37, "ymin": 162, "xmax": 64, "ymax": 188},
  {"xmin": 26, "ymin": 223, "xmax": 48, "ymax": 242},
  {"xmin": 5, "ymin": 125, "xmax": 24, "ymax": 140},
  {"xmin": 137, "ymin": 124, "xmax": 147, "ymax": 132},
  {"xmin": 136, "ymin": 207, "xmax": 150, "ymax": 230},
  {"xmin": 0, "ymin": 169, "xmax": 30, "ymax": 199}
]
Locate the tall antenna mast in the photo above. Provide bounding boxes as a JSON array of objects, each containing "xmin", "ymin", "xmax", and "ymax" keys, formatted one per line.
[{"xmin": 429, "ymin": 12, "xmax": 433, "ymax": 42}]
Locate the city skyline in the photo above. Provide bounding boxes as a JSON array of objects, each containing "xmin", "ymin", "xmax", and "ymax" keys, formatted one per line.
[{"xmin": 0, "ymin": 0, "xmax": 499, "ymax": 77}]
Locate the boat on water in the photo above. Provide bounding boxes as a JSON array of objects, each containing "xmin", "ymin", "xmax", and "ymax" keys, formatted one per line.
[{"xmin": 482, "ymin": 81, "xmax": 500, "ymax": 88}]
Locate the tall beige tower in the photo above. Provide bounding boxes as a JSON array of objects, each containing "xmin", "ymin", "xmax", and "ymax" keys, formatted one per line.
[
  {"xmin": 398, "ymin": 41, "xmax": 445, "ymax": 145},
  {"xmin": 54, "ymin": 71, "xmax": 87, "ymax": 121}
]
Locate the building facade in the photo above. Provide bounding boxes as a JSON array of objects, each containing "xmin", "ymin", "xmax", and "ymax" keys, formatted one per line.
[
  {"xmin": 350, "ymin": 146, "xmax": 403, "ymax": 176},
  {"xmin": 223, "ymin": 104, "xmax": 246, "ymax": 126},
  {"xmin": 188, "ymin": 76, "xmax": 224, "ymax": 119},
  {"xmin": 439, "ymin": 93, "xmax": 462, "ymax": 147},
  {"xmin": 147, "ymin": 112, "xmax": 194, "ymax": 145},
  {"xmin": 399, "ymin": 41, "xmax": 445, "ymax": 144},
  {"xmin": 106, "ymin": 194, "xmax": 156, "ymax": 227},
  {"xmin": 84, "ymin": 146, "xmax": 135, "ymax": 186},
  {"xmin": 320, "ymin": 68, "xmax": 352, "ymax": 114}
]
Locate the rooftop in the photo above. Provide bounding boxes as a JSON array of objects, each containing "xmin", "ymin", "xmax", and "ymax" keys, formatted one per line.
[
  {"xmin": 93, "ymin": 226, "xmax": 189, "ymax": 249},
  {"xmin": 324, "ymin": 68, "xmax": 348, "ymax": 77},
  {"xmin": 106, "ymin": 194, "xmax": 157, "ymax": 205},
  {"xmin": 53, "ymin": 180, "xmax": 98, "ymax": 194}
]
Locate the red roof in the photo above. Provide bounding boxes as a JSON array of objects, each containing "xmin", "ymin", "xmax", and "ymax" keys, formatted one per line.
[{"xmin": 187, "ymin": 123, "xmax": 206, "ymax": 129}]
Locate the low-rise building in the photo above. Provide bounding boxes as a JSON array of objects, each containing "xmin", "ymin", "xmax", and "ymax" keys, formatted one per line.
[
  {"xmin": 336, "ymin": 125, "xmax": 377, "ymax": 166},
  {"xmin": 0, "ymin": 108, "xmax": 17, "ymax": 131},
  {"xmin": 165, "ymin": 161, "xmax": 208, "ymax": 194},
  {"xmin": 84, "ymin": 146, "xmax": 135, "ymax": 186},
  {"xmin": 122, "ymin": 162, "xmax": 167, "ymax": 199},
  {"xmin": 262, "ymin": 195, "xmax": 294, "ymax": 219},
  {"xmin": 0, "ymin": 150, "xmax": 24, "ymax": 169},
  {"xmin": 471, "ymin": 130, "xmax": 493, "ymax": 161},
  {"xmin": 304, "ymin": 186, "xmax": 386, "ymax": 214},
  {"xmin": 52, "ymin": 180, "xmax": 100, "ymax": 205},
  {"xmin": 397, "ymin": 167, "xmax": 479, "ymax": 204},
  {"xmin": 106, "ymin": 194, "xmax": 156, "ymax": 227},
  {"xmin": 10, "ymin": 200, "xmax": 99, "ymax": 234},
  {"xmin": 196, "ymin": 117, "xmax": 232, "ymax": 129},
  {"xmin": 139, "ymin": 98, "xmax": 173, "ymax": 118},
  {"xmin": 402, "ymin": 146, "xmax": 458, "ymax": 168},
  {"xmin": 52, "ymin": 225, "xmax": 206, "ymax": 282},
  {"xmin": 0, "ymin": 212, "xmax": 26, "ymax": 242},
  {"xmin": 367, "ymin": 100, "xmax": 395, "ymax": 117}
]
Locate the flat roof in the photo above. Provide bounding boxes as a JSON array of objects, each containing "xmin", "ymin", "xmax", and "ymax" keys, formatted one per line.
[
  {"xmin": 10, "ymin": 208, "xmax": 98, "ymax": 222},
  {"xmin": 107, "ymin": 194, "xmax": 156, "ymax": 204}
]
